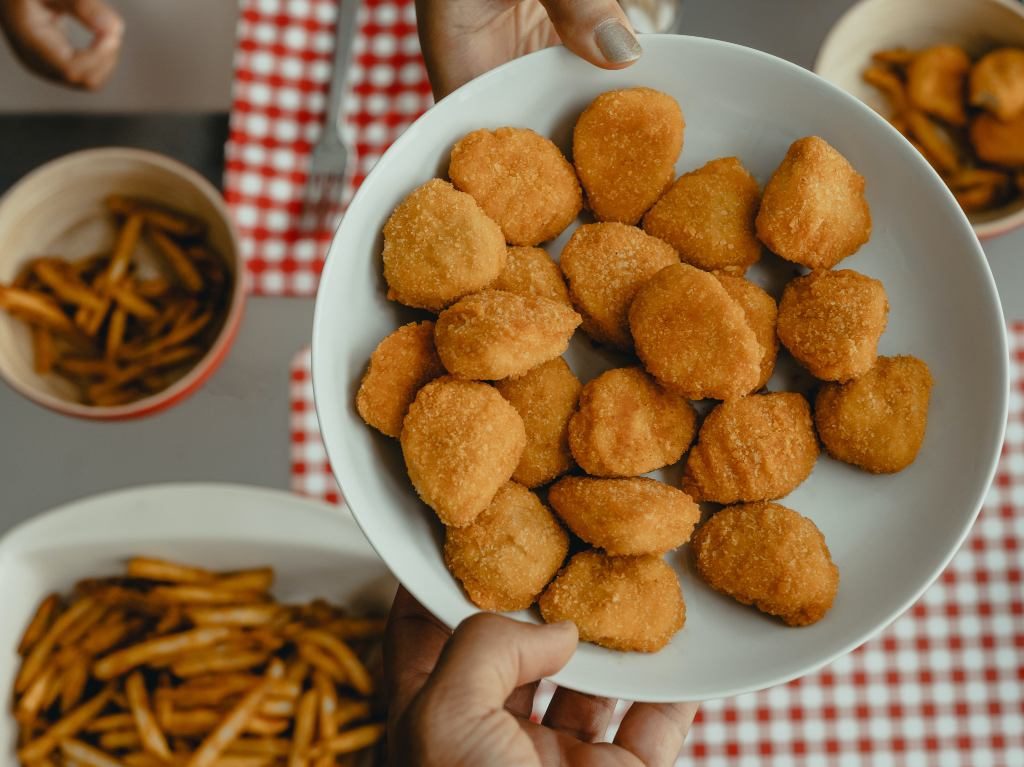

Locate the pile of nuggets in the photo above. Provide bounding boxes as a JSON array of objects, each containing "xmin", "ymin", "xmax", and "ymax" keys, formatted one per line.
[
  {"xmin": 356, "ymin": 87, "xmax": 934, "ymax": 653},
  {"xmin": 864, "ymin": 44, "xmax": 1024, "ymax": 214}
]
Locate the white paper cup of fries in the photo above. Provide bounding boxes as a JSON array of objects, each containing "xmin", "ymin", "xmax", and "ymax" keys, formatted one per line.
[{"xmin": 0, "ymin": 148, "xmax": 245, "ymax": 419}]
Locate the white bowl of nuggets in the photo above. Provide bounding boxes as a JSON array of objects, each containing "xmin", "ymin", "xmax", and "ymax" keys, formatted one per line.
[{"xmin": 312, "ymin": 35, "xmax": 1008, "ymax": 701}]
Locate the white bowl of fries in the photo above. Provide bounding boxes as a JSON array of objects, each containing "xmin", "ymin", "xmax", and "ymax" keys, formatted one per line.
[
  {"xmin": 0, "ymin": 148, "xmax": 245, "ymax": 418},
  {"xmin": 815, "ymin": 0, "xmax": 1024, "ymax": 239},
  {"xmin": 0, "ymin": 483, "xmax": 394, "ymax": 766}
]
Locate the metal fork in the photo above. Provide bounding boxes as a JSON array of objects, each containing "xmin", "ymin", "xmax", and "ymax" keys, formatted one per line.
[{"xmin": 302, "ymin": 0, "xmax": 361, "ymax": 232}]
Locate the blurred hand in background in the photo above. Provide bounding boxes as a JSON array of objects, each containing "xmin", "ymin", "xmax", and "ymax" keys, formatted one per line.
[
  {"xmin": 0, "ymin": 0, "xmax": 123, "ymax": 89},
  {"xmin": 415, "ymin": 0, "xmax": 642, "ymax": 100}
]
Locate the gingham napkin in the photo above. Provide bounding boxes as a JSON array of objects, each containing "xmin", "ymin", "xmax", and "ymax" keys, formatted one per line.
[
  {"xmin": 224, "ymin": 0, "xmax": 432, "ymax": 296},
  {"xmin": 290, "ymin": 326, "xmax": 1024, "ymax": 764}
]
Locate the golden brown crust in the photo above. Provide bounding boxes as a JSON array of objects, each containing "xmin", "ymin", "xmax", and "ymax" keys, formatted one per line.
[
  {"xmin": 573, "ymin": 88, "xmax": 685, "ymax": 224},
  {"xmin": 970, "ymin": 47, "xmax": 1024, "ymax": 122},
  {"xmin": 548, "ymin": 476, "xmax": 700, "ymax": 556},
  {"xmin": 539, "ymin": 551, "xmax": 685, "ymax": 652},
  {"xmin": 568, "ymin": 367, "xmax": 696, "ymax": 478},
  {"xmin": 400, "ymin": 378, "xmax": 526, "ymax": 527},
  {"xmin": 449, "ymin": 127, "xmax": 582, "ymax": 246},
  {"xmin": 356, "ymin": 321, "xmax": 446, "ymax": 438},
  {"xmin": 714, "ymin": 274, "xmax": 778, "ymax": 390},
  {"xmin": 433, "ymin": 290, "xmax": 582, "ymax": 380},
  {"xmin": 444, "ymin": 482, "xmax": 569, "ymax": 611},
  {"xmin": 382, "ymin": 179, "xmax": 506, "ymax": 311},
  {"xmin": 970, "ymin": 111, "xmax": 1024, "ymax": 168},
  {"xmin": 777, "ymin": 269, "xmax": 889, "ymax": 383},
  {"xmin": 682, "ymin": 392, "xmax": 819, "ymax": 503},
  {"xmin": 815, "ymin": 355, "xmax": 933, "ymax": 474},
  {"xmin": 692, "ymin": 502, "xmax": 839, "ymax": 627},
  {"xmin": 489, "ymin": 246, "xmax": 572, "ymax": 307},
  {"xmin": 642, "ymin": 157, "xmax": 762, "ymax": 274},
  {"xmin": 559, "ymin": 223, "xmax": 678, "ymax": 350},
  {"xmin": 495, "ymin": 358, "xmax": 582, "ymax": 487},
  {"xmin": 907, "ymin": 44, "xmax": 971, "ymax": 126},
  {"xmin": 628, "ymin": 263, "xmax": 761, "ymax": 400},
  {"xmin": 755, "ymin": 136, "xmax": 872, "ymax": 269}
]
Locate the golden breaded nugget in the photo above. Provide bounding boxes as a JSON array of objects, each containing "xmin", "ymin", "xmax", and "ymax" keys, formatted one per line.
[
  {"xmin": 642, "ymin": 157, "xmax": 762, "ymax": 274},
  {"xmin": 756, "ymin": 136, "xmax": 872, "ymax": 269},
  {"xmin": 382, "ymin": 179, "xmax": 506, "ymax": 311},
  {"xmin": 401, "ymin": 378, "xmax": 526, "ymax": 527},
  {"xmin": 970, "ymin": 111, "xmax": 1024, "ymax": 168},
  {"xmin": 445, "ymin": 482, "xmax": 569, "ymax": 611},
  {"xmin": 692, "ymin": 502, "xmax": 839, "ymax": 627},
  {"xmin": 628, "ymin": 263, "xmax": 761, "ymax": 400},
  {"xmin": 559, "ymin": 223, "xmax": 678, "ymax": 350},
  {"xmin": 489, "ymin": 246, "xmax": 572, "ymax": 307},
  {"xmin": 539, "ymin": 551, "xmax": 685, "ymax": 652},
  {"xmin": 777, "ymin": 269, "xmax": 889, "ymax": 383},
  {"xmin": 682, "ymin": 392, "xmax": 819, "ymax": 503},
  {"xmin": 549, "ymin": 476, "xmax": 700, "ymax": 556},
  {"xmin": 495, "ymin": 358, "xmax": 581, "ymax": 487},
  {"xmin": 815, "ymin": 355, "xmax": 933, "ymax": 474},
  {"xmin": 573, "ymin": 87, "xmax": 685, "ymax": 224},
  {"xmin": 970, "ymin": 48, "xmax": 1024, "ymax": 122},
  {"xmin": 356, "ymin": 321, "xmax": 446, "ymax": 438},
  {"xmin": 907, "ymin": 44, "xmax": 970, "ymax": 125},
  {"xmin": 715, "ymin": 274, "xmax": 778, "ymax": 390},
  {"xmin": 434, "ymin": 290, "xmax": 582, "ymax": 380},
  {"xmin": 568, "ymin": 367, "xmax": 696, "ymax": 477},
  {"xmin": 449, "ymin": 127, "xmax": 582, "ymax": 245}
]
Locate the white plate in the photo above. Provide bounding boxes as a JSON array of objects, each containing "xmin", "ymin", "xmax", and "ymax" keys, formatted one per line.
[
  {"xmin": 312, "ymin": 35, "xmax": 1009, "ymax": 702},
  {"xmin": 0, "ymin": 483, "xmax": 396, "ymax": 759}
]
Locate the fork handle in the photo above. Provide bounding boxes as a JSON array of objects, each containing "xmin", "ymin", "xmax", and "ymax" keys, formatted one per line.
[{"xmin": 325, "ymin": 0, "xmax": 361, "ymax": 134}]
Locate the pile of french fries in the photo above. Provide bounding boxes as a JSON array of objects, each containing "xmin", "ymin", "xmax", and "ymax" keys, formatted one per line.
[
  {"xmin": 12, "ymin": 557, "xmax": 386, "ymax": 767},
  {"xmin": 0, "ymin": 196, "xmax": 231, "ymax": 407}
]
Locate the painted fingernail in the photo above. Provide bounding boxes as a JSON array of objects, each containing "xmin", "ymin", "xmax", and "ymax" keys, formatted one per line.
[{"xmin": 595, "ymin": 19, "xmax": 642, "ymax": 64}]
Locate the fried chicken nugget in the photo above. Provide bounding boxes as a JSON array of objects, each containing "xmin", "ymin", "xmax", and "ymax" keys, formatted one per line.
[
  {"xmin": 682, "ymin": 392, "xmax": 819, "ymax": 504},
  {"xmin": 692, "ymin": 502, "xmax": 839, "ymax": 627},
  {"xmin": 815, "ymin": 355, "xmax": 933, "ymax": 474},
  {"xmin": 434, "ymin": 290, "xmax": 582, "ymax": 380},
  {"xmin": 490, "ymin": 246, "xmax": 572, "ymax": 307},
  {"xmin": 401, "ymin": 378, "xmax": 526, "ymax": 527},
  {"xmin": 568, "ymin": 367, "xmax": 696, "ymax": 478},
  {"xmin": 495, "ymin": 358, "xmax": 582, "ymax": 487},
  {"xmin": 559, "ymin": 223, "xmax": 678, "ymax": 350},
  {"xmin": 449, "ymin": 127, "xmax": 583, "ymax": 246},
  {"xmin": 628, "ymin": 263, "xmax": 761, "ymax": 400},
  {"xmin": 356, "ymin": 321, "xmax": 445, "ymax": 438},
  {"xmin": 715, "ymin": 274, "xmax": 778, "ymax": 391},
  {"xmin": 539, "ymin": 551, "xmax": 685, "ymax": 652},
  {"xmin": 756, "ymin": 136, "xmax": 872, "ymax": 269},
  {"xmin": 777, "ymin": 269, "xmax": 889, "ymax": 383},
  {"xmin": 573, "ymin": 88, "xmax": 685, "ymax": 224},
  {"xmin": 907, "ymin": 44, "xmax": 970, "ymax": 126},
  {"xmin": 549, "ymin": 476, "xmax": 700, "ymax": 556},
  {"xmin": 970, "ymin": 48, "xmax": 1024, "ymax": 122},
  {"xmin": 383, "ymin": 179, "xmax": 506, "ymax": 311},
  {"xmin": 642, "ymin": 157, "xmax": 762, "ymax": 274},
  {"xmin": 970, "ymin": 111, "xmax": 1024, "ymax": 168},
  {"xmin": 445, "ymin": 481, "xmax": 569, "ymax": 611}
]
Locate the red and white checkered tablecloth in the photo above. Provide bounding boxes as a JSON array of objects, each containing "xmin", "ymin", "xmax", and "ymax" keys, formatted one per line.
[
  {"xmin": 224, "ymin": 0, "xmax": 432, "ymax": 296},
  {"xmin": 290, "ymin": 325, "xmax": 1024, "ymax": 764}
]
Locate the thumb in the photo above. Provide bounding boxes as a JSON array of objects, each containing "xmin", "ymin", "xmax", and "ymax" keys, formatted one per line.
[
  {"xmin": 423, "ymin": 613, "xmax": 578, "ymax": 709},
  {"xmin": 539, "ymin": 0, "xmax": 642, "ymax": 68},
  {"xmin": 62, "ymin": 0, "xmax": 124, "ymax": 40}
]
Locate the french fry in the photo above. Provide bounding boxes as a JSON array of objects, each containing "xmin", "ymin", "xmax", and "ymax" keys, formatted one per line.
[
  {"xmin": 258, "ymin": 696, "xmax": 295, "ymax": 719},
  {"xmin": 109, "ymin": 282, "xmax": 159, "ymax": 321},
  {"xmin": 150, "ymin": 585, "xmax": 266, "ymax": 606},
  {"xmin": 171, "ymin": 648, "xmax": 269, "ymax": 678},
  {"xmin": 289, "ymin": 690, "xmax": 318, "ymax": 767},
  {"xmin": 18, "ymin": 593, "xmax": 60, "ymax": 655},
  {"xmin": 154, "ymin": 606, "xmax": 184, "ymax": 635},
  {"xmin": 126, "ymin": 557, "xmax": 213, "ymax": 584},
  {"xmin": 863, "ymin": 64, "xmax": 908, "ymax": 114},
  {"xmin": 135, "ymin": 277, "xmax": 172, "ymax": 299},
  {"xmin": 313, "ymin": 672, "xmax": 338, "ymax": 767},
  {"xmin": 906, "ymin": 110, "xmax": 960, "ymax": 173},
  {"xmin": 17, "ymin": 686, "xmax": 113, "ymax": 762},
  {"xmin": 286, "ymin": 660, "xmax": 310, "ymax": 685},
  {"xmin": 126, "ymin": 672, "xmax": 172, "ymax": 760},
  {"xmin": 99, "ymin": 729, "xmax": 143, "ymax": 750},
  {"xmin": 185, "ymin": 660, "xmax": 283, "ymax": 767},
  {"xmin": 296, "ymin": 643, "xmax": 347, "ymax": 683},
  {"xmin": 955, "ymin": 182, "xmax": 1004, "ymax": 212},
  {"xmin": 60, "ymin": 601, "xmax": 108, "ymax": 647},
  {"xmin": 91, "ymin": 388, "xmax": 144, "ymax": 407},
  {"xmin": 106, "ymin": 195, "xmax": 206, "ymax": 239},
  {"xmin": 106, "ymin": 214, "xmax": 145, "ymax": 286},
  {"xmin": 59, "ymin": 653, "xmax": 91, "ymax": 712},
  {"xmin": 56, "ymin": 357, "xmax": 112, "ymax": 378},
  {"xmin": 0, "ymin": 286, "xmax": 75, "ymax": 333},
  {"xmin": 15, "ymin": 665, "xmax": 58, "ymax": 724},
  {"xmin": 93, "ymin": 627, "xmax": 233, "ymax": 680},
  {"xmin": 215, "ymin": 569, "xmax": 275, "ymax": 594},
  {"xmin": 332, "ymin": 701, "xmax": 371, "ymax": 731},
  {"xmin": 16, "ymin": 596, "xmax": 96, "ymax": 694},
  {"xmin": 872, "ymin": 47, "xmax": 915, "ymax": 67},
  {"xmin": 32, "ymin": 259, "xmax": 107, "ymax": 311},
  {"xmin": 85, "ymin": 714, "xmax": 136, "ymax": 734},
  {"xmin": 226, "ymin": 738, "xmax": 292, "ymax": 757},
  {"xmin": 299, "ymin": 631, "xmax": 373, "ymax": 695},
  {"xmin": 150, "ymin": 229, "xmax": 203, "ymax": 293},
  {"xmin": 323, "ymin": 617, "xmax": 387, "ymax": 640},
  {"xmin": 120, "ymin": 311, "xmax": 212, "ymax": 361},
  {"xmin": 186, "ymin": 605, "xmax": 280, "ymax": 627},
  {"xmin": 60, "ymin": 738, "xmax": 129, "ymax": 767},
  {"xmin": 245, "ymin": 716, "xmax": 291, "ymax": 737},
  {"xmin": 307, "ymin": 723, "xmax": 385, "ymax": 759},
  {"xmin": 947, "ymin": 167, "xmax": 1010, "ymax": 190},
  {"xmin": 31, "ymin": 326, "xmax": 55, "ymax": 375},
  {"xmin": 157, "ymin": 676, "xmax": 256, "ymax": 709}
]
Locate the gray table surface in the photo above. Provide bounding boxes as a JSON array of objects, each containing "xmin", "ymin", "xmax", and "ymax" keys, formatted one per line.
[{"xmin": 2, "ymin": 0, "xmax": 1022, "ymax": 532}]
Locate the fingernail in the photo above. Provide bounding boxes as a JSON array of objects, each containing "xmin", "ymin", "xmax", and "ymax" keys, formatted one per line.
[
  {"xmin": 595, "ymin": 19, "xmax": 642, "ymax": 64},
  {"xmin": 549, "ymin": 619, "xmax": 578, "ymax": 635}
]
